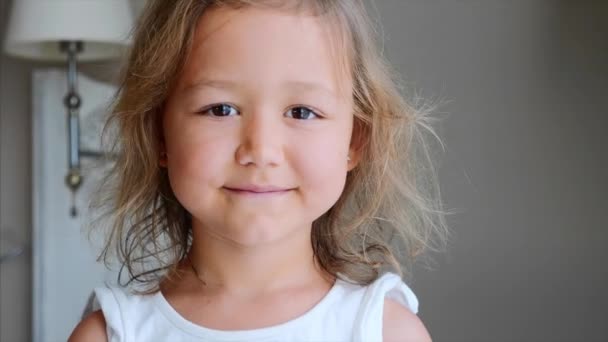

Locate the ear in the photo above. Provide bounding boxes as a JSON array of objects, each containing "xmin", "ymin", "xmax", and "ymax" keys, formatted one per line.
[{"xmin": 347, "ymin": 118, "xmax": 366, "ymax": 171}]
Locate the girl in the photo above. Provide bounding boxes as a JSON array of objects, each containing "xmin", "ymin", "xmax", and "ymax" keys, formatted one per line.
[{"xmin": 70, "ymin": 0, "xmax": 447, "ymax": 341}]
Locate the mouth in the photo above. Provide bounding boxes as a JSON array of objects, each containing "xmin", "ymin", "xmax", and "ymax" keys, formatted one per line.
[{"xmin": 223, "ymin": 185, "xmax": 294, "ymax": 195}]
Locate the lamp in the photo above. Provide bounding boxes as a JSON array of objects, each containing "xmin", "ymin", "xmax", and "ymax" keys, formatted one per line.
[{"xmin": 3, "ymin": 0, "xmax": 134, "ymax": 216}]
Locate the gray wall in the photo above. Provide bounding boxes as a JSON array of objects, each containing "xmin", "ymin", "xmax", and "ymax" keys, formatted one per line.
[
  {"xmin": 1, "ymin": 0, "xmax": 34, "ymax": 340},
  {"xmin": 381, "ymin": 1, "xmax": 608, "ymax": 341},
  {"xmin": 0, "ymin": 2, "xmax": 143, "ymax": 341},
  {"xmin": 1, "ymin": 1, "xmax": 606, "ymax": 341}
]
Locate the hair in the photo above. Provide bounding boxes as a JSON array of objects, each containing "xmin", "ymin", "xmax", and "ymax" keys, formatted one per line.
[{"xmin": 91, "ymin": 0, "xmax": 449, "ymax": 292}]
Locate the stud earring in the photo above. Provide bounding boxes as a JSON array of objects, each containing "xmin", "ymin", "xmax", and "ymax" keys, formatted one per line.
[{"xmin": 159, "ymin": 151, "xmax": 167, "ymax": 166}]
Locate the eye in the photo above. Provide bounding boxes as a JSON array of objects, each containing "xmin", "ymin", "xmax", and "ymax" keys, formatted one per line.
[
  {"xmin": 199, "ymin": 103, "xmax": 239, "ymax": 117},
  {"xmin": 285, "ymin": 106, "xmax": 320, "ymax": 120}
]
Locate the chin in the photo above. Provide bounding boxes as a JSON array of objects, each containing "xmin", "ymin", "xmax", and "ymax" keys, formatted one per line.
[
  {"xmin": 223, "ymin": 230, "xmax": 287, "ymax": 247},
  {"xmin": 222, "ymin": 217, "xmax": 307, "ymax": 247}
]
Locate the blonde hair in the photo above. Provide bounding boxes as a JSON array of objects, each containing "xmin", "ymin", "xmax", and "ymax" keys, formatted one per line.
[{"xmin": 92, "ymin": 0, "xmax": 449, "ymax": 291}]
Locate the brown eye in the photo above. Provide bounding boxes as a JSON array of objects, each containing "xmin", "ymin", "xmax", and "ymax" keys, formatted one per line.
[
  {"xmin": 286, "ymin": 106, "xmax": 319, "ymax": 120},
  {"xmin": 202, "ymin": 104, "xmax": 238, "ymax": 117}
]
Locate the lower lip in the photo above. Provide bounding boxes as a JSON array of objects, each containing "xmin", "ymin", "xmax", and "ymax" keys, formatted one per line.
[{"xmin": 223, "ymin": 188, "xmax": 292, "ymax": 197}]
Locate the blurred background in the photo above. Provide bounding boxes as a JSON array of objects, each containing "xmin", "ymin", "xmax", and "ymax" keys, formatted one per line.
[{"xmin": 1, "ymin": 0, "xmax": 607, "ymax": 341}]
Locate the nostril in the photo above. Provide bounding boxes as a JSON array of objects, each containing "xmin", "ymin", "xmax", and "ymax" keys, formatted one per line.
[{"xmin": 235, "ymin": 141, "xmax": 284, "ymax": 168}]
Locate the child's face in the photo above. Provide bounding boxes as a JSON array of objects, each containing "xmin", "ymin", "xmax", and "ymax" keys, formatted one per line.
[{"xmin": 162, "ymin": 7, "xmax": 357, "ymax": 245}]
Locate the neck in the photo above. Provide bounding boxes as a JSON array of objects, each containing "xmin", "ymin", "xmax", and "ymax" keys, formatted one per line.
[{"xmin": 187, "ymin": 220, "xmax": 328, "ymax": 296}]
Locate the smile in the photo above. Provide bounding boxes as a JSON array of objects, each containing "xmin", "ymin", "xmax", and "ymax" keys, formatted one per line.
[{"xmin": 222, "ymin": 186, "xmax": 294, "ymax": 197}]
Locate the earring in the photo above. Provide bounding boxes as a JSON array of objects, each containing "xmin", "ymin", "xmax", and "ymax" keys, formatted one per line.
[
  {"xmin": 159, "ymin": 151, "xmax": 167, "ymax": 166},
  {"xmin": 347, "ymin": 155, "xmax": 351, "ymax": 162}
]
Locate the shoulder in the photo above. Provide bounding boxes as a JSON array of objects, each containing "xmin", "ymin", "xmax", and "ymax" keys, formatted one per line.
[
  {"xmin": 383, "ymin": 299, "xmax": 432, "ymax": 342},
  {"xmin": 68, "ymin": 310, "xmax": 108, "ymax": 342}
]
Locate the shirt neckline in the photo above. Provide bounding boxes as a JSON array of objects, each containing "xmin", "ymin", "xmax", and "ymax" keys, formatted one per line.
[{"xmin": 153, "ymin": 277, "xmax": 345, "ymax": 340}]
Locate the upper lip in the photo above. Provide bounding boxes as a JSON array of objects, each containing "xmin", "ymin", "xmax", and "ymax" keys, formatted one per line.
[{"xmin": 224, "ymin": 185, "xmax": 292, "ymax": 193}]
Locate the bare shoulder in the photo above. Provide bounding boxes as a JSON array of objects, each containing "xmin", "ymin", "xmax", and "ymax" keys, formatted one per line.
[
  {"xmin": 68, "ymin": 310, "xmax": 108, "ymax": 342},
  {"xmin": 383, "ymin": 299, "xmax": 432, "ymax": 342}
]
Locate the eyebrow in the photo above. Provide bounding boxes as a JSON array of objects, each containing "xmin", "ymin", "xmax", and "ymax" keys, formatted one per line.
[{"xmin": 183, "ymin": 78, "xmax": 338, "ymax": 98}]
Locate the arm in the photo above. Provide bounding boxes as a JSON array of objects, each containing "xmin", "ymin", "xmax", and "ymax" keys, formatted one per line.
[
  {"xmin": 68, "ymin": 310, "xmax": 108, "ymax": 342},
  {"xmin": 383, "ymin": 299, "xmax": 432, "ymax": 342}
]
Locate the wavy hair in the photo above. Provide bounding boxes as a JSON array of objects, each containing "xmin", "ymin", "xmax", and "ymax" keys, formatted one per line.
[{"xmin": 91, "ymin": 0, "xmax": 449, "ymax": 292}]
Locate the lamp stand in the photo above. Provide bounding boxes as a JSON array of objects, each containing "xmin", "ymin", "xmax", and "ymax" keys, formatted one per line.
[{"xmin": 60, "ymin": 41, "xmax": 83, "ymax": 217}]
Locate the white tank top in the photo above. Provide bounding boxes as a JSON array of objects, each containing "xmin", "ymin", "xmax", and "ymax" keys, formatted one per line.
[{"xmin": 93, "ymin": 272, "xmax": 419, "ymax": 342}]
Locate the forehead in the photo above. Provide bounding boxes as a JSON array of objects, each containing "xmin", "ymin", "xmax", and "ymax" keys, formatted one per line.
[{"xmin": 176, "ymin": 6, "xmax": 352, "ymax": 97}]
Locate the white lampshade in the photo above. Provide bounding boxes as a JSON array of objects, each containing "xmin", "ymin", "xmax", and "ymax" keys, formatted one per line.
[{"xmin": 4, "ymin": 0, "xmax": 134, "ymax": 61}]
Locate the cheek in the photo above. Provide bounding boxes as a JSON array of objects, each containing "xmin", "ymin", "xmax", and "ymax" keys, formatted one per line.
[
  {"xmin": 294, "ymin": 129, "xmax": 351, "ymax": 211},
  {"xmin": 165, "ymin": 125, "xmax": 233, "ymax": 208}
]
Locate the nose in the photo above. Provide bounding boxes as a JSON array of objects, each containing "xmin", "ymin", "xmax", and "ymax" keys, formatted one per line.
[{"xmin": 235, "ymin": 113, "xmax": 284, "ymax": 168}]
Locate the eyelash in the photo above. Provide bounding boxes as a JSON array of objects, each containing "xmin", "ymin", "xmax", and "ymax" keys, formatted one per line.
[{"xmin": 198, "ymin": 103, "xmax": 322, "ymax": 120}]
